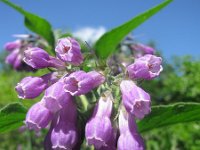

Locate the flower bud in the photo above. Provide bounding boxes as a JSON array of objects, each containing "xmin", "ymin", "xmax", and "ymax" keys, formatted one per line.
[
  {"xmin": 15, "ymin": 72, "xmax": 57, "ymax": 99},
  {"xmin": 4, "ymin": 40, "xmax": 21, "ymax": 51},
  {"xmin": 131, "ymin": 43, "xmax": 154, "ymax": 55},
  {"xmin": 117, "ymin": 109, "xmax": 145, "ymax": 150},
  {"xmin": 120, "ymin": 80, "xmax": 151, "ymax": 119},
  {"xmin": 63, "ymin": 70, "xmax": 105, "ymax": 96},
  {"xmin": 127, "ymin": 54, "xmax": 163, "ymax": 80},
  {"xmin": 42, "ymin": 81, "xmax": 71, "ymax": 113},
  {"xmin": 25, "ymin": 102, "xmax": 53, "ymax": 131},
  {"xmin": 5, "ymin": 49, "xmax": 22, "ymax": 69},
  {"xmin": 55, "ymin": 37, "xmax": 83, "ymax": 65},
  {"xmin": 23, "ymin": 47, "xmax": 51, "ymax": 69},
  {"xmin": 87, "ymin": 71, "xmax": 105, "ymax": 89}
]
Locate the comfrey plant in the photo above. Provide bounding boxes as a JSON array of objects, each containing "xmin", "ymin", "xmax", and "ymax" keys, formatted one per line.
[
  {"xmin": 4, "ymin": 34, "xmax": 46, "ymax": 71},
  {"xmin": 15, "ymin": 36, "xmax": 162, "ymax": 149}
]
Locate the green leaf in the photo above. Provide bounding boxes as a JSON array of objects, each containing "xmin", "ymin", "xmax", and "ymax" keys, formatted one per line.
[
  {"xmin": 1, "ymin": 0, "xmax": 55, "ymax": 48},
  {"xmin": 94, "ymin": 0, "xmax": 173, "ymax": 59},
  {"xmin": 138, "ymin": 102, "xmax": 200, "ymax": 133},
  {"xmin": 0, "ymin": 103, "xmax": 27, "ymax": 133}
]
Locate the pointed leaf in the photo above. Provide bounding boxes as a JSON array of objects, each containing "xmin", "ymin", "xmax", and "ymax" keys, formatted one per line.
[
  {"xmin": 138, "ymin": 102, "xmax": 200, "ymax": 132},
  {"xmin": 1, "ymin": 0, "xmax": 55, "ymax": 48},
  {"xmin": 0, "ymin": 103, "xmax": 27, "ymax": 133},
  {"xmin": 94, "ymin": 0, "xmax": 173, "ymax": 59}
]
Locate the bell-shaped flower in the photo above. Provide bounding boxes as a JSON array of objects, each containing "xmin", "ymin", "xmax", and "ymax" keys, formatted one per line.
[
  {"xmin": 24, "ymin": 47, "xmax": 50, "ymax": 69},
  {"xmin": 55, "ymin": 37, "xmax": 83, "ymax": 65},
  {"xmin": 117, "ymin": 109, "xmax": 145, "ymax": 150},
  {"xmin": 63, "ymin": 70, "xmax": 105, "ymax": 96},
  {"xmin": 85, "ymin": 91, "xmax": 114, "ymax": 149},
  {"xmin": 15, "ymin": 72, "xmax": 58, "ymax": 99},
  {"xmin": 24, "ymin": 47, "xmax": 65, "ymax": 69},
  {"xmin": 42, "ymin": 81, "xmax": 72, "ymax": 113},
  {"xmin": 50, "ymin": 99, "xmax": 78, "ymax": 150},
  {"xmin": 127, "ymin": 54, "xmax": 163, "ymax": 80},
  {"xmin": 25, "ymin": 101, "xmax": 53, "ymax": 131},
  {"xmin": 120, "ymin": 80, "xmax": 151, "ymax": 119}
]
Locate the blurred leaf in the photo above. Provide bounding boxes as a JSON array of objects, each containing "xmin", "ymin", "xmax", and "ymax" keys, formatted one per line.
[
  {"xmin": 94, "ymin": 0, "xmax": 172, "ymax": 59},
  {"xmin": 1, "ymin": 0, "xmax": 55, "ymax": 49},
  {"xmin": 138, "ymin": 102, "xmax": 200, "ymax": 132},
  {"xmin": 0, "ymin": 103, "xmax": 27, "ymax": 133}
]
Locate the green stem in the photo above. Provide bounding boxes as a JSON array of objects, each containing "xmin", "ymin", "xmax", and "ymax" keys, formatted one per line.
[{"xmin": 79, "ymin": 95, "xmax": 89, "ymax": 112}]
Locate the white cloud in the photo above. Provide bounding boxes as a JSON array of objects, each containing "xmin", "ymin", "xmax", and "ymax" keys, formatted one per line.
[{"xmin": 73, "ymin": 26, "xmax": 106, "ymax": 44}]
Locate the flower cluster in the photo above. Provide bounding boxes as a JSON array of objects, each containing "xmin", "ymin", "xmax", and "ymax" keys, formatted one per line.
[
  {"xmin": 4, "ymin": 34, "xmax": 45, "ymax": 71},
  {"xmin": 15, "ymin": 36, "xmax": 163, "ymax": 149}
]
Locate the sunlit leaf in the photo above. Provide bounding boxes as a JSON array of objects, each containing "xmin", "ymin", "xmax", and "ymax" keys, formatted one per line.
[
  {"xmin": 138, "ymin": 102, "xmax": 200, "ymax": 132},
  {"xmin": 94, "ymin": 0, "xmax": 172, "ymax": 59},
  {"xmin": 0, "ymin": 103, "xmax": 27, "ymax": 133}
]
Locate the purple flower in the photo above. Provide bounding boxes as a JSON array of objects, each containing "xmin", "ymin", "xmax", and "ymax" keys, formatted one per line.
[
  {"xmin": 131, "ymin": 43, "xmax": 155, "ymax": 55},
  {"xmin": 127, "ymin": 54, "xmax": 163, "ymax": 80},
  {"xmin": 42, "ymin": 81, "xmax": 73, "ymax": 113},
  {"xmin": 117, "ymin": 109, "xmax": 145, "ymax": 150},
  {"xmin": 85, "ymin": 92, "xmax": 114, "ymax": 149},
  {"xmin": 51, "ymin": 122, "xmax": 78, "ymax": 150},
  {"xmin": 4, "ymin": 40, "xmax": 21, "ymax": 51},
  {"xmin": 24, "ymin": 47, "xmax": 65, "ymax": 69},
  {"xmin": 15, "ymin": 72, "xmax": 58, "ymax": 99},
  {"xmin": 50, "ymin": 99, "xmax": 78, "ymax": 150},
  {"xmin": 99, "ymin": 129, "xmax": 117, "ymax": 150},
  {"xmin": 48, "ymin": 56, "xmax": 66, "ymax": 69},
  {"xmin": 118, "ymin": 132, "xmax": 145, "ymax": 150},
  {"xmin": 63, "ymin": 70, "xmax": 105, "ymax": 96},
  {"xmin": 87, "ymin": 71, "xmax": 105, "ymax": 89},
  {"xmin": 120, "ymin": 80, "xmax": 151, "ymax": 119},
  {"xmin": 93, "ymin": 91, "xmax": 113, "ymax": 118},
  {"xmin": 5, "ymin": 49, "xmax": 22, "ymax": 69},
  {"xmin": 23, "ymin": 47, "xmax": 51, "ymax": 69},
  {"xmin": 55, "ymin": 37, "xmax": 83, "ymax": 65},
  {"xmin": 85, "ymin": 117, "xmax": 113, "ymax": 149},
  {"xmin": 25, "ymin": 102, "xmax": 53, "ymax": 131}
]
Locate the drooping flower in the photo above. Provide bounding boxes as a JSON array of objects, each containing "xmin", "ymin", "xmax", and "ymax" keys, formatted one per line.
[
  {"xmin": 86, "ymin": 117, "xmax": 113, "ymax": 149},
  {"xmin": 15, "ymin": 72, "xmax": 58, "ymax": 99},
  {"xmin": 42, "ymin": 81, "xmax": 72, "ymax": 113},
  {"xmin": 127, "ymin": 54, "xmax": 163, "ymax": 80},
  {"xmin": 25, "ymin": 101, "xmax": 53, "ymax": 131},
  {"xmin": 120, "ymin": 80, "xmax": 151, "ymax": 119},
  {"xmin": 55, "ymin": 37, "xmax": 83, "ymax": 65},
  {"xmin": 117, "ymin": 109, "xmax": 145, "ymax": 150},
  {"xmin": 63, "ymin": 70, "xmax": 105, "ymax": 96},
  {"xmin": 50, "ymin": 99, "xmax": 78, "ymax": 150},
  {"xmin": 85, "ymin": 91, "xmax": 114, "ymax": 149}
]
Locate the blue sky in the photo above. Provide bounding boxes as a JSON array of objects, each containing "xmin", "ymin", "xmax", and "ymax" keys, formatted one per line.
[{"xmin": 0, "ymin": 0, "xmax": 200, "ymax": 60}]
